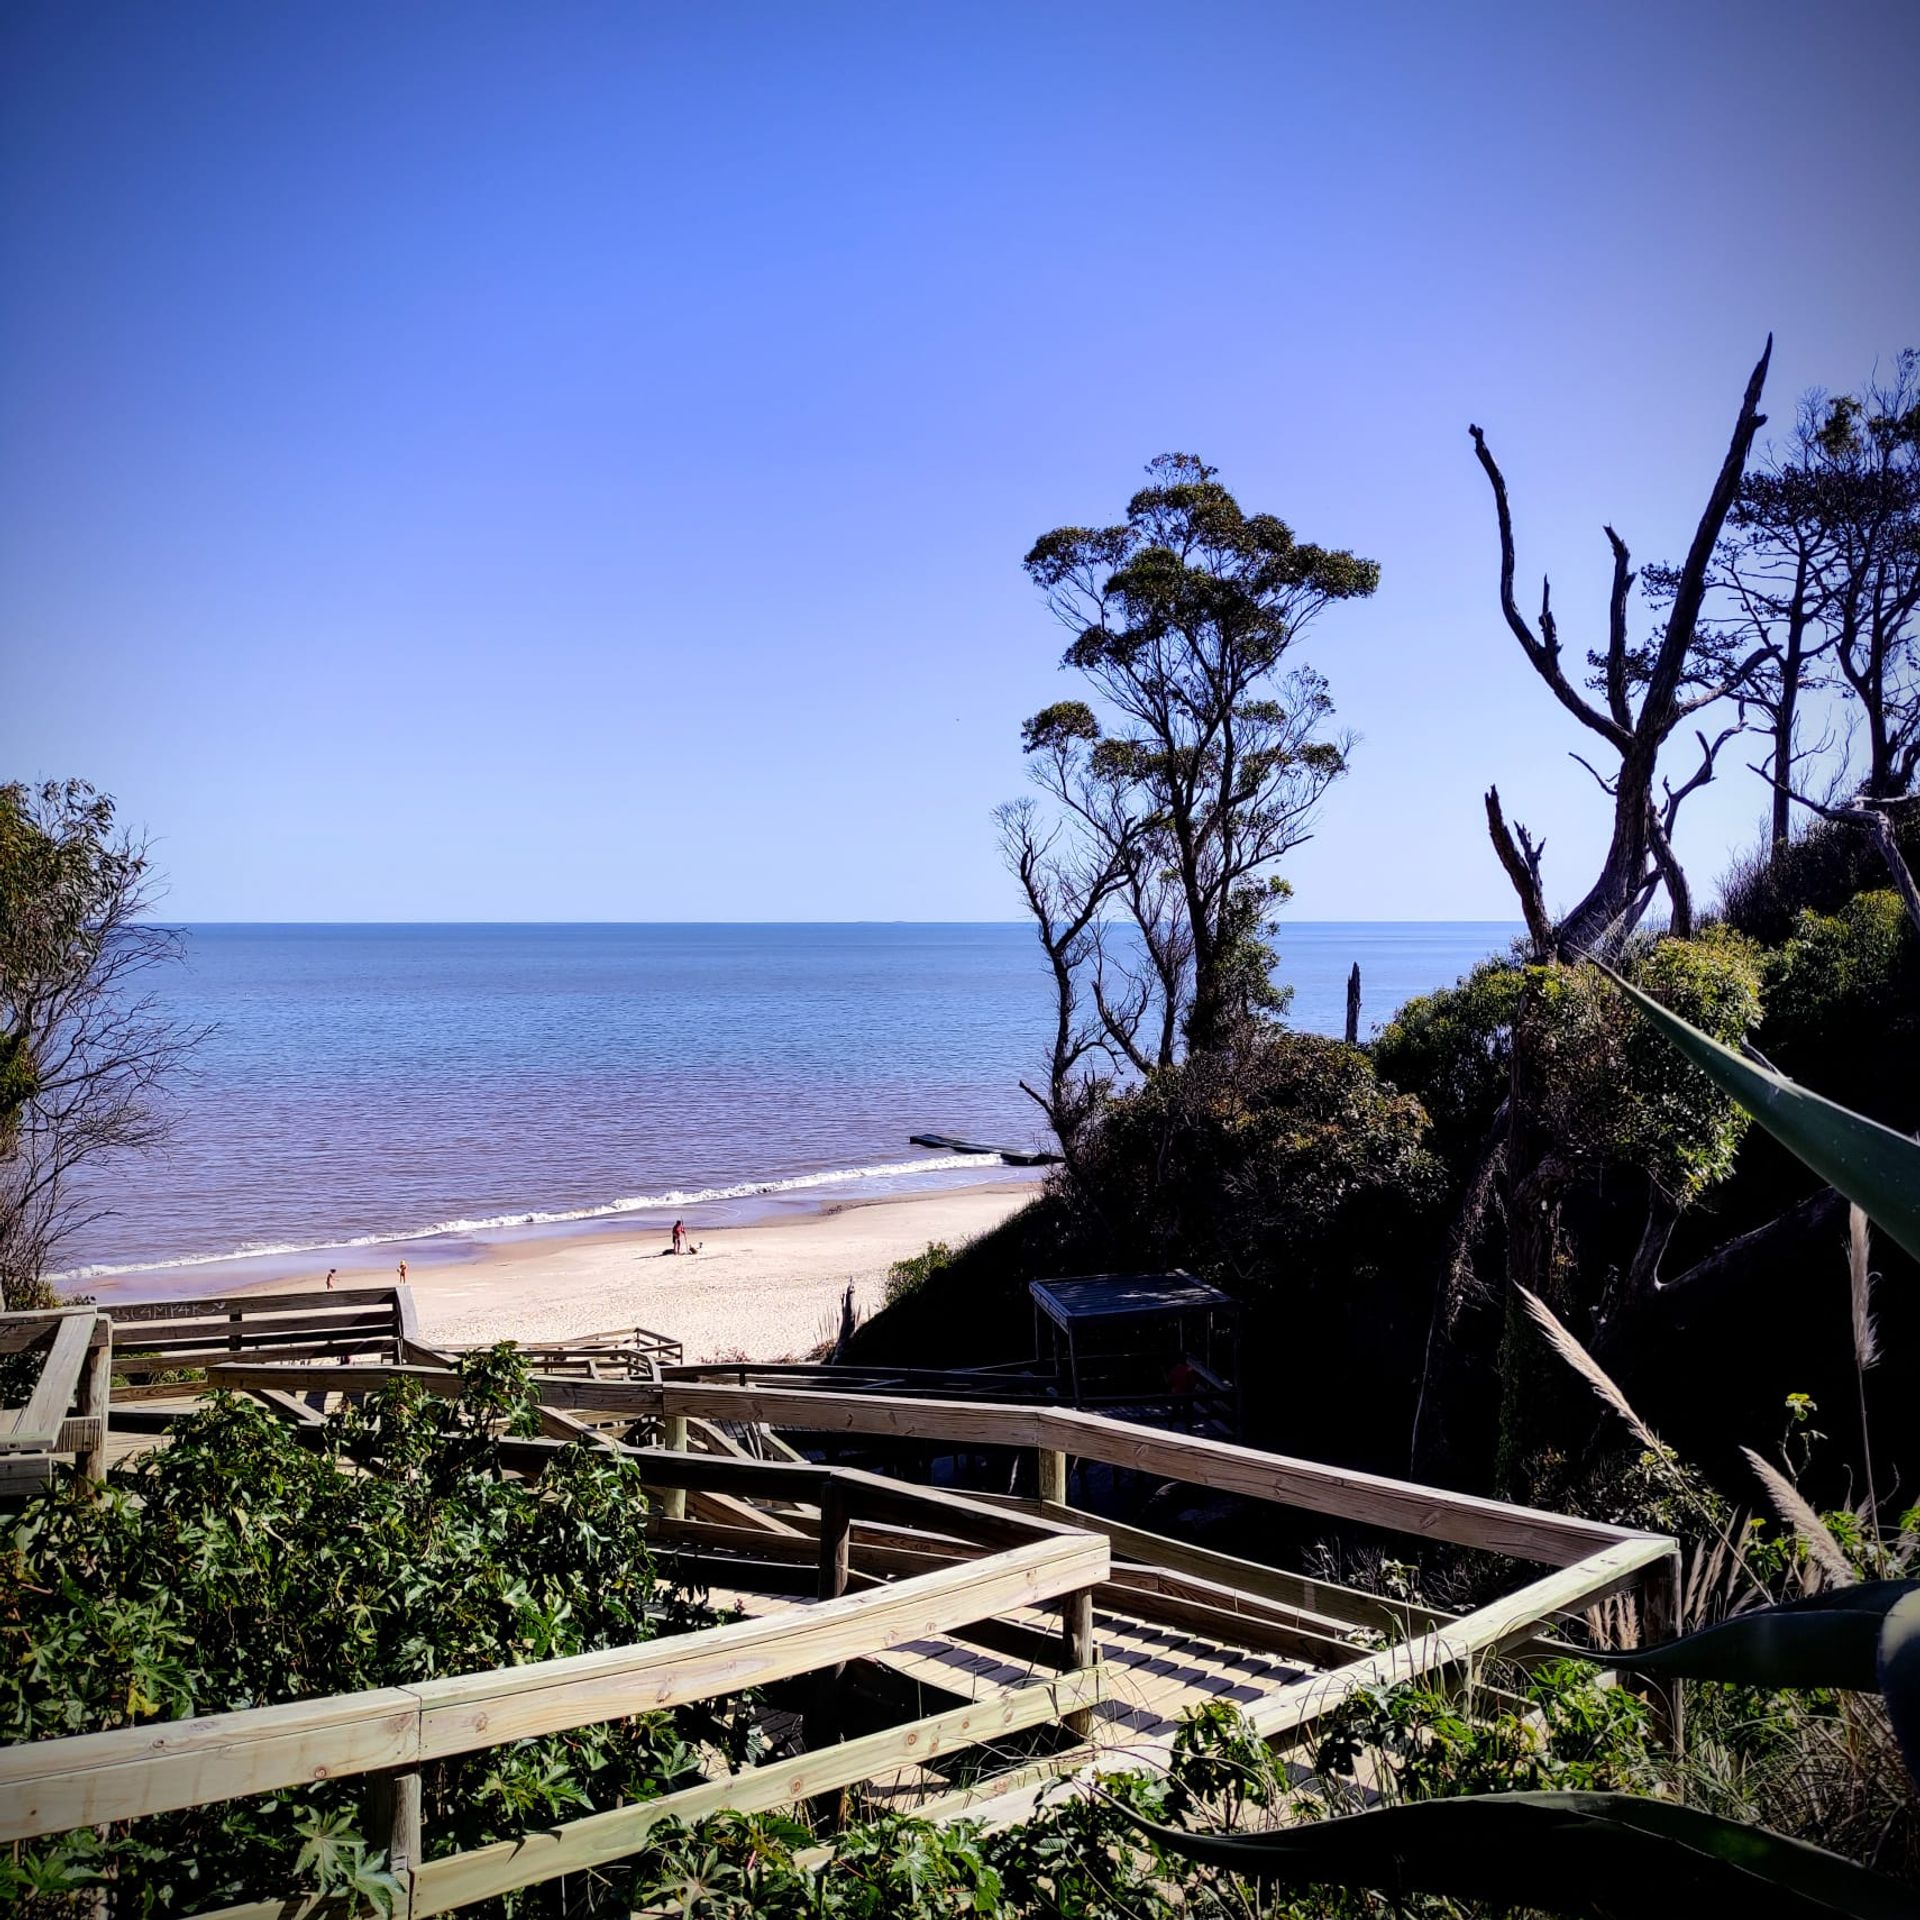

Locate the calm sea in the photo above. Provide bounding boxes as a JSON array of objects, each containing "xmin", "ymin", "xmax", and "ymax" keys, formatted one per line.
[{"xmin": 62, "ymin": 922, "xmax": 1518, "ymax": 1281}]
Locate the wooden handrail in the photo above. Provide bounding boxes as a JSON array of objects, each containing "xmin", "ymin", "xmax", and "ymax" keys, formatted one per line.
[
  {"xmin": 200, "ymin": 1363, "xmax": 1645, "ymax": 1564},
  {"xmin": 526, "ymin": 1375, "xmax": 1638, "ymax": 1566},
  {"xmin": 4, "ymin": 1346, "xmax": 1680, "ymax": 1914},
  {"xmin": 0, "ymin": 1528, "xmax": 1107, "ymax": 1841}
]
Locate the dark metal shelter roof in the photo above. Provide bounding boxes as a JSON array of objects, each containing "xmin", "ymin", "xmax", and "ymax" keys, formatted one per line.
[{"xmin": 1029, "ymin": 1272, "xmax": 1235, "ymax": 1330}]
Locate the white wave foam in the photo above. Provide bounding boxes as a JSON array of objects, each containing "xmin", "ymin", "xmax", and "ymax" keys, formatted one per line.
[{"xmin": 53, "ymin": 1153, "xmax": 1009, "ymax": 1282}]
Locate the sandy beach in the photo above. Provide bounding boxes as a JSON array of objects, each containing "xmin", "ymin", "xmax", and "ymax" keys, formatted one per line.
[{"xmin": 196, "ymin": 1182, "xmax": 1038, "ymax": 1361}]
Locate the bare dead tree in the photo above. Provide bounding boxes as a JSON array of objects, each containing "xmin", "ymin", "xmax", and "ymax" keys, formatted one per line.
[
  {"xmin": 1800, "ymin": 354, "xmax": 1920, "ymax": 803},
  {"xmin": 1469, "ymin": 341, "xmax": 1775, "ymax": 956},
  {"xmin": 0, "ymin": 780, "xmax": 206, "ymax": 1306},
  {"xmin": 1755, "ymin": 771, "xmax": 1920, "ymax": 939},
  {"xmin": 995, "ymin": 796, "xmax": 1127, "ymax": 1165}
]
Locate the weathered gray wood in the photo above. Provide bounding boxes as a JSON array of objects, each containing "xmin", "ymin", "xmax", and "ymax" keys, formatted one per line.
[
  {"xmin": 78, "ymin": 1334, "xmax": 114, "ymax": 1480},
  {"xmin": 0, "ymin": 1312, "xmax": 98, "ymax": 1452},
  {"xmin": 1062, "ymin": 1588, "xmax": 1096, "ymax": 1736},
  {"xmin": 111, "ymin": 1314, "xmax": 400, "ymax": 1352},
  {"xmin": 106, "ymin": 1288, "xmax": 398, "ymax": 1323},
  {"xmin": 368, "ymin": 1766, "xmax": 422, "ymax": 1918},
  {"xmin": 1036, "ymin": 1447, "xmax": 1067, "ymax": 1506},
  {"xmin": 1637, "ymin": 1547, "xmax": 1685, "ymax": 1749}
]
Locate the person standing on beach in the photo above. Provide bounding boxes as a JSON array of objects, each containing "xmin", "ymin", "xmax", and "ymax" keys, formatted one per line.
[
  {"xmin": 325, "ymin": 1267, "xmax": 337, "ymax": 1290},
  {"xmin": 397, "ymin": 1260, "xmax": 408, "ymax": 1284},
  {"xmin": 671, "ymin": 1220, "xmax": 687, "ymax": 1256}
]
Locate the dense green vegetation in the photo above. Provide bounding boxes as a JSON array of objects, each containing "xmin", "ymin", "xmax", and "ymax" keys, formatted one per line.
[{"xmin": 0, "ymin": 1350, "xmax": 745, "ymax": 1912}]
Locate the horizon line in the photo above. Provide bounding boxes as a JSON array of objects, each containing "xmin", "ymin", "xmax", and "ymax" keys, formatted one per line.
[{"xmin": 152, "ymin": 917, "xmax": 1529, "ymax": 929}]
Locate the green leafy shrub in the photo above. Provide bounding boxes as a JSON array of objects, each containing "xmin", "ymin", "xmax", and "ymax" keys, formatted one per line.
[
  {"xmin": 1068, "ymin": 1029, "xmax": 1443, "ymax": 1293},
  {"xmin": 885, "ymin": 1240, "xmax": 955, "ymax": 1308},
  {"xmin": 0, "ymin": 1346, "xmax": 727, "ymax": 1912}
]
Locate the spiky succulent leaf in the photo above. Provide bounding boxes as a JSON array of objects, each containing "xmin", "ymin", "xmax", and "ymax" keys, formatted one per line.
[
  {"xmin": 1128, "ymin": 1792, "xmax": 1918, "ymax": 1918},
  {"xmin": 1598, "ymin": 963, "xmax": 1920, "ymax": 1267},
  {"xmin": 1593, "ymin": 1582, "xmax": 1916, "ymax": 1691}
]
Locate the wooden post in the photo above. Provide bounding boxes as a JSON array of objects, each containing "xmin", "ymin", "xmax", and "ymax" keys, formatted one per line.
[
  {"xmin": 79, "ymin": 1330, "xmax": 112, "ymax": 1482},
  {"xmin": 228, "ymin": 1309, "xmax": 244, "ymax": 1353},
  {"xmin": 806, "ymin": 1477, "xmax": 854, "ymax": 1829},
  {"xmin": 1036, "ymin": 1446, "xmax": 1067, "ymax": 1507},
  {"xmin": 1345, "ymin": 963, "xmax": 1361, "ymax": 1046},
  {"xmin": 368, "ymin": 1766, "xmax": 422, "ymax": 1917},
  {"xmin": 814, "ymin": 1476, "xmax": 852, "ymax": 1605},
  {"xmin": 1639, "ymin": 1548, "xmax": 1685, "ymax": 1753},
  {"xmin": 1062, "ymin": 1586, "xmax": 1097, "ymax": 1739},
  {"xmin": 661, "ymin": 1412, "xmax": 688, "ymax": 1521}
]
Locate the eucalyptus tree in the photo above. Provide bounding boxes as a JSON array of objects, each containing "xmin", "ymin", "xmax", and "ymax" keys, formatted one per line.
[{"xmin": 1002, "ymin": 454, "xmax": 1377, "ymax": 1150}]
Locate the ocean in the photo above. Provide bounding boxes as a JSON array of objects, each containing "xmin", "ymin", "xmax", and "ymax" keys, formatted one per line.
[{"xmin": 60, "ymin": 922, "xmax": 1519, "ymax": 1281}]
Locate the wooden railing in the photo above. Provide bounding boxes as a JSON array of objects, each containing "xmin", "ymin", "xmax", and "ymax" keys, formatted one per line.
[
  {"xmin": 0, "ymin": 1427, "xmax": 1108, "ymax": 1915},
  {"xmin": 105, "ymin": 1286, "xmax": 413, "ymax": 1396},
  {"xmin": 0, "ymin": 1307, "xmax": 113, "ymax": 1488},
  {"xmin": 0, "ymin": 1352, "xmax": 1677, "ymax": 1916}
]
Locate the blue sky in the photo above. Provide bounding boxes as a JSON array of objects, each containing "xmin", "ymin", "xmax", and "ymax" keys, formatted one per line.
[{"xmin": 3, "ymin": 1, "xmax": 1915, "ymax": 922}]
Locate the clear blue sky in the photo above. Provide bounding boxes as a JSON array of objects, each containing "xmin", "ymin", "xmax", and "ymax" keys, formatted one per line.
[{"xmin": 3, "ymin": 1, "xmax": 1915, "ymax": 922}]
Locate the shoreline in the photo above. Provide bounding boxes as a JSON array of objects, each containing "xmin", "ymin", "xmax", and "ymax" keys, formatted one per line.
[{"xmin": 80, "ymin": 1180, "xmax": 1042, "ymax": 1363}]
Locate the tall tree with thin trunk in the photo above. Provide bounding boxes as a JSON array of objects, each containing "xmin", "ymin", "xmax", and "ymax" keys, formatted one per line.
[{"xmin": 1004, "ymin": 454, "xmax": 1378, "ymax": 1150}]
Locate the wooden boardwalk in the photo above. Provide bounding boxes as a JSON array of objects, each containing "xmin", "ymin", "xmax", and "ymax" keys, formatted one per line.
[{"xmin": 0, "ymin": 1292, "xmax": 1681, "ymax": 1916}]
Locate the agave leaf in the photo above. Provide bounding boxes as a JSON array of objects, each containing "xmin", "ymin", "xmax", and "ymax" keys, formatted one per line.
[
  {"xmin": 1597, "ymin": 964, "xmax": 1920, "ymax": 1268},
  {"xmin": 1880, "ymin": 1587, "xmax": 1920, "ymax": 1786},
  {"xmin": 1129, "ymin": 1792, "xmax": 1918, "ymax": 1919},
  {"xmin": 1593, "ymin": 1582, "xmax": 1916, "ymax": 1690}
]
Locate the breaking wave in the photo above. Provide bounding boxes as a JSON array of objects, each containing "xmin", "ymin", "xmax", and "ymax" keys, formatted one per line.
[{"xmin": 52, "ymin": 1153, "xmax": 999, "ymax": 1282}]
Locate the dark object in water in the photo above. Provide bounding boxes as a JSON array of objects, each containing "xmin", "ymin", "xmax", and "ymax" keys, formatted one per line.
[{"xmin": 910, "ymin": 1132, "xmax": 1061, "ymax": 1168}]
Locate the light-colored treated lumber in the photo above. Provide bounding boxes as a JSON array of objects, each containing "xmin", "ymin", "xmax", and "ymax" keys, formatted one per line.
[
  {"xmin": 1094, "ymin": 1575, "xmax": 1353, "ymax": 1671},
  {"xmin": 0, "ymin": 1531, "xmax": 1108, "ymax": 1840},
  {"xmin": 0, "ymin": 1311, "xmax": 98, "ymax": 1452},
  {"xmin": 1242, "ymin": 1533, "xmax": 1671, "ymax": 1742},
  {"xmin": 406, "ymin": 1670, "xmax": 1101, "ymax": 1915},
  {"xmin": 614, "ymin": 1390, "xmax": 1635, "ymax": 1566},
  {"xmin": 660, "ymin": 1412, "xmax": 688, "ymax": 1520},
  {"xmin": 995, "ymin": 1496, "xmax": 1451, "ymax": 1638},
  {"xmin": 472, "ymin": 1377, "xmax": 1636, "ymax": 1566},
  {"xmin": 0, "ymin": 1687, "xmax": 422, "ymax": 1842},
  {"xmin": 1062, "ymin": 1588, "xmax": 1096, "ymax": 1736},
  {"xmin": 200, "ymin": 1361, "xmax": 1636, "ymax": 1566},
  {"xmin": 408, "ymin": 1532, "xmax": 1106, "ymax": 1758},
  {"xmin": 77, "ymin": 1330, "xmax": 113, "ymax": 1480}
]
